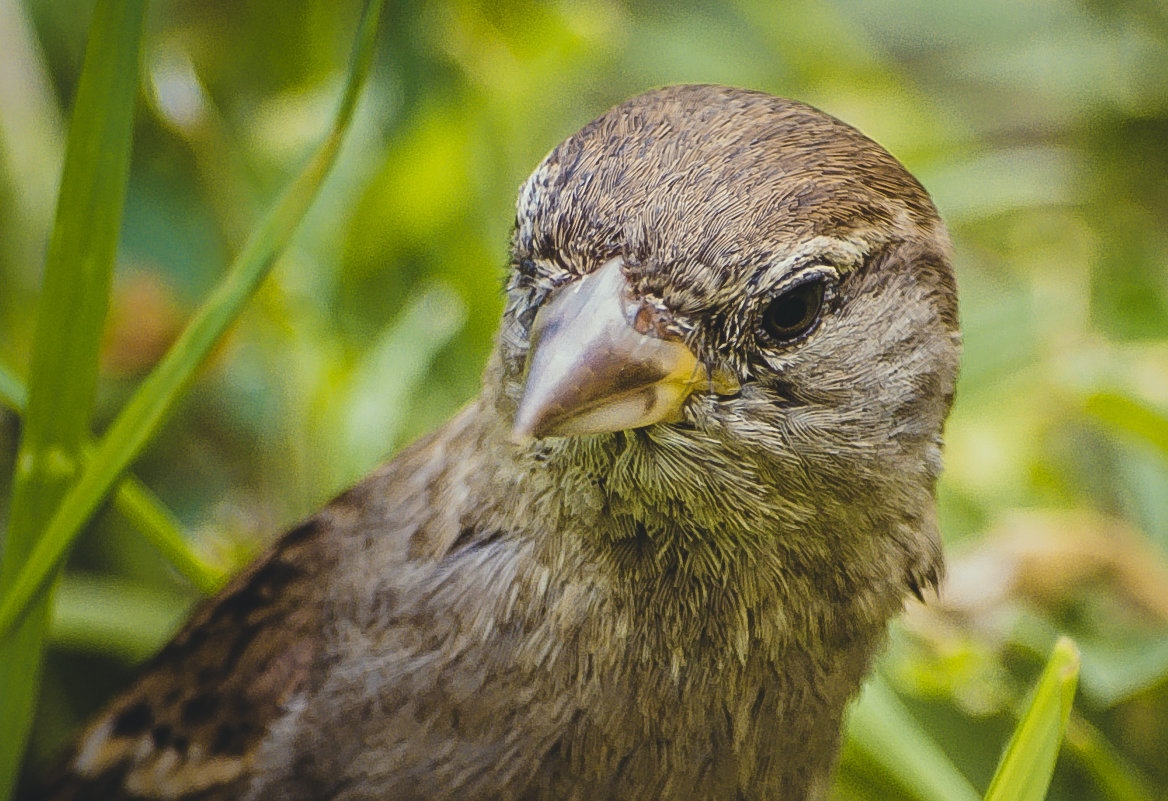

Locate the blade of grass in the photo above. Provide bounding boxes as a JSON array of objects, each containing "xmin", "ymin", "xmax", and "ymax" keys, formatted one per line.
[
  {"xmin": 0, "ymin": 358, "xmax": 227, "ymax": 594},
  {"xmin": 48, "ymin": 572, "xmax": 192, "ymax": 663},
  {"xmin": 1063, "ymin": 713, "xmax": 1156, "ymax": 801},
  {"xmin": 0, "ymin": 0, "xmax": 145, "ymax": 798},
  {"xmin": 332, "ymin": 282, "xmax": 465, "ymax": 487},
  {"xmin": 0, "ymin": 0, "xmax": 384, "ymax": 643},
  {"xmin": 983, "ymin": 637, "xmax": 1080, "ymax": 801},
  {"xmin": 846, "ymin": 673, "xmax": 981, "ymax": 801}
]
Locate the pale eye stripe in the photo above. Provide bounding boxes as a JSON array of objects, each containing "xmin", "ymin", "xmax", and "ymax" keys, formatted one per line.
[{"xmin": 748, "ymin": 235, "xmax": 870, "ymax": 296}]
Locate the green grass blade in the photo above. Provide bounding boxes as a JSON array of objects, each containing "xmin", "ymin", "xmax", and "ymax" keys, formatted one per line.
[
  {"xmin": 111, "ymin": 479, "xmax": 229, "ymax": 594},
  {"xmin": 1063, "ymin": 714, "xmax": 1156, "ymax": 801},
  {"xmin": 0, "ymin": 0, "xmax": 385, "ymax": 644},
  {"xmin": 48, "ymin": 573, "xmax": 192, "ymax": 664},
  {"xmin": 331, "ymin": 282, "xmax": 465, "ymax": 487},
  {"xmin": 0, "ymin": 358, "xmax": 227, "ymax": 595},
  {"xmin": 983, "ymin": 637, "xmax": 1080, "ymax": 801},
  {"xmin": 847, "ymin": 674, "xmax": 982, "ymax": 801},
  {"xmin": 0, "ymin": 0, "xmax": 146, "ymax": 797}
]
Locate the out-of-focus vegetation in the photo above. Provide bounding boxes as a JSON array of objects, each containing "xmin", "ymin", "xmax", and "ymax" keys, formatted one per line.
[{"xmin": 1, "ymin": 1, "xmax": 1165, "ymax": 799}]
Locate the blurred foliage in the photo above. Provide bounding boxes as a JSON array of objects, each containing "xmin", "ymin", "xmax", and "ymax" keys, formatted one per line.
[{"xmin": 1, "ymin": 0, "xmax": 1167, "ymax": 799}]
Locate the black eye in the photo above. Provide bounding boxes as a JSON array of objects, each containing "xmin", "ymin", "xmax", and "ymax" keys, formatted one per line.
[{"xmin": 761, "ymin": 280, "xmax": 826, "ymax": 343}]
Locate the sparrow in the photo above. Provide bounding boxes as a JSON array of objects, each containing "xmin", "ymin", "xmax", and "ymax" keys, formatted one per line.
[{"xmin": 29, "ymin": 84, "xmax": 960, "ymax": 801}]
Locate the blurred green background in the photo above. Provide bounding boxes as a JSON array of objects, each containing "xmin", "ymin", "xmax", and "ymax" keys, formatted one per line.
[{"xmin": 1, "ymin": 0, "xmax": 1167, "ymax": 799}]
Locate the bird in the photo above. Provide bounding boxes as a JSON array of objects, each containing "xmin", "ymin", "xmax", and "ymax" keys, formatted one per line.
[{"xmin": 27, "ymin": 84, "xmax": 961, "ymax": 801}]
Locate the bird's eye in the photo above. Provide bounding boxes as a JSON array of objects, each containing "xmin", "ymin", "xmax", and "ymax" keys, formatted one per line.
[{"xmin": 760, "ymin": 279, "xmax": 826, "ymax": 343}]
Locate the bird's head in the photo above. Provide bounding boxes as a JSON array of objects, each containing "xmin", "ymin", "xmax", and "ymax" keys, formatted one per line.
[{"xmin": 491, "ymin": 85, "xmax": 960, "ymax": 582}]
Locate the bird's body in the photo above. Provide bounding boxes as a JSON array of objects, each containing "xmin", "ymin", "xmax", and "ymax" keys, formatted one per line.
[{"xmin": 31, "ymin": 85, "xmax": 960, "ymax": 801}]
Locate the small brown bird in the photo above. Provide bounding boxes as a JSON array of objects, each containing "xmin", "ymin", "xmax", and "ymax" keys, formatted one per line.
[{"xmin": 32, "ymin": 84, "xmax": 960, "ymax": 801}]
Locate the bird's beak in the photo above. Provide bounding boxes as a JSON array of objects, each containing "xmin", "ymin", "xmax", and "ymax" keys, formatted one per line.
[{"xmin": 512, "ymin": 258, "xmax": 738, "ymax": 443}]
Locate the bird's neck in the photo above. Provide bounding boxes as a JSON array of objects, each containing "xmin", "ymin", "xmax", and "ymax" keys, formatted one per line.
[{"xmin": 445, "ymin": 391, "xmax": 912, "ymax": 668}]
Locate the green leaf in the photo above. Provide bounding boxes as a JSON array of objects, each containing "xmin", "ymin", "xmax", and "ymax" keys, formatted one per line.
[
  {"xmin": 48, "ymin": 573, "xmax": 192, "ymax": 664},
  {"xmin": 0, "ymin": 358, "xmax": 228, "ymax": 595},
  {"xmin": 846, "ymin": 674, "xmax": 981, "ymax": 801},
  {"xmin": 0, "ymin": 0, "xmax": 385, "ymax": 645},
  {"xmin": 1063, "ymin": 715, "xmax": 1156, "ymax": 801},
  {"xmin": 0, "ymin": 0, "xmax": 146, "ymax": 797},
  {"xmin": 329, "ymin": 282, "xmax": 465, "ymax": 487},
  {"xmin": 983, "ymin": 637, "xmax": 1080, "ymax": 801}
]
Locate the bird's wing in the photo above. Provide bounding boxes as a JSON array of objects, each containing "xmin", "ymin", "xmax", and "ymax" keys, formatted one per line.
[
  {"xmin": 34, "ymin": 513, "xmax": 334, "ymax": 801},
  {"xmin": 25, "ymin": 409, "xmax": 485, "ymax": 801}
]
